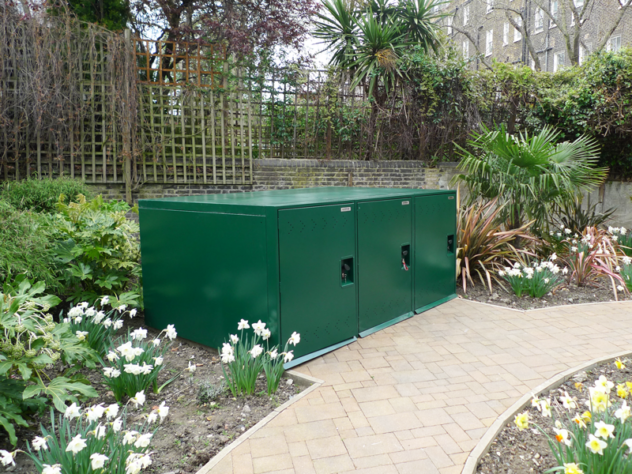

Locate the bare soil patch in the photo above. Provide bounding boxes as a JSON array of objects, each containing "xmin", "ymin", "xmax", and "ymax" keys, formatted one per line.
[
  {"xmin": 458, "ymin": 280, "xmax": 631, "ymax": 310},
  {"xmin": 2, "ymin": 314, "xmax": 307, "ymax": 474}
]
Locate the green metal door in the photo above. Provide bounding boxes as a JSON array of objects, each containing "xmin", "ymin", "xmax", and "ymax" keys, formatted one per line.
[
  {"xmin": 358, "ymin": 199, "xmax": 413, "ymax": 335},
  {"xmin": 414, "ymin": 194, "xmax": 457, "ymax": 311},
  {"xmin": 278, "ymin": 204, "xmax": 357, "ymax": 359}
]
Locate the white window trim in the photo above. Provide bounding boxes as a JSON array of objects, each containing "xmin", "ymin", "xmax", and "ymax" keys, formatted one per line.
[
  {"xmin": 550, "ymin": 0, "xmax": 558, "ymax": 28},
  {"xmin": 486, "ymin": 29, "xmax": 494, "ymax": 57},
  {"xmin": 503, "ymin": 22, "xmax": 509, "ymax": 46},
  {"xmin": 534, "ymin": 8, "xmax": 544, "ymax": 33},
  {"xmin": 514, "ymin": 18, "xmax": 522, "ymax": 42},
  {"xmin": 487, "ymin": 0, "xmax": 493, "ymax": 13},
  {"xmin": 463, "ymin": 4, "xmax": 470, "ymax": 25},
  {"xmin": 609, "ymin": 35, "xmax": 622, "ymax": 52},
  {"xmin": 447, "ymin": 16, "xmax": 453, "ymax": 35},
  {"xmin": 554, "ymin": 51, "xmax": 565, "ymax": 72},
  {"xmin": 463, "ymin": 40, "xmax": 470, "ymax": 57}
]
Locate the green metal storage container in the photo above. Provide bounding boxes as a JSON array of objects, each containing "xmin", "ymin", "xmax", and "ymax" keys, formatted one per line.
[{"xmin": 139, "ymin": 187, "xmax": 456, "ymax": 367}]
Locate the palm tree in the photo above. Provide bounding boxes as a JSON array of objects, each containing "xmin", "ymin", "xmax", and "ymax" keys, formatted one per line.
[
  {"xmin": 313, "ymin": 0, "xmax": 445, "ymax": 159},
  {"xmin": 452, "ymin": 125, "xmax": 608, "ymax": 232}
]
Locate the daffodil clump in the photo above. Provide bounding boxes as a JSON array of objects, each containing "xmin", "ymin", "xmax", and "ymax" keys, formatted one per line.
[
  {"xmin": 62, "ymin": 297, "xmax": 135, "ymax": 356},
  {"xmin": 102, "ymin": 324, "xmax": 177, "ymax": 402},
  {"xmin": 0, "ymin": 392, "xmax": 169, "ymax": 474},
  {"xmin": 608, "ymin": 226, "xmax": 632, "ymax": 257},
  {"xmin": 220, "ymin": 319, "xmax": 300, "ymax": 396},
  {"xmin": 498, "ymin": 255, "xmax": 566, "ymax": 298},
  {"xmin": 514, "ymin": 361, "xmax": 632, "ymax": 474}
]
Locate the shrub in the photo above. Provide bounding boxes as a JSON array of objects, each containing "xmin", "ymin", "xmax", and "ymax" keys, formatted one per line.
[
  {"xmin": 220, "ymin": 319, "xmax": 299, "ymax": 397},
  {"xmin": 553, "ymin": 200, "xmax": 615, "ymax": 236},
  {"xmin": 0, "ymin": 178, "xmax": 92, "ymax": 213},
  {"xmin": 453, "ymin": 125, "xmax": 607, "ymax": 231},
  {"xmin": 197, "ymin": 381, "xmax": 227, "ymax": 404},
  {"xmin": 0, "ymin": 201, "xmax": 59, "ymax": 291},
  {"xmin": 499, "ymin": 258, "xmax": 565, "ymax": 298},
  {"xmin": 561, "ymin": 227, "xmax": 625, "ymax": 296},
  {"xmin": 0, "ymin": 276, "xmax": 97, "ymax": 444},
  {"xmin": 456, "ymin": 199, "xmax": 531, "ymax": 292},
  {"xmin": 50, "ymin": 194, "xmax": 141, "ymax": 308},
  {"xmin": 102, "ymin": 325, "xmax": 177, "ymax": 403},
  {"xmin": 15, "ymin": 395, "xmax": 169, "ymax": 474}
]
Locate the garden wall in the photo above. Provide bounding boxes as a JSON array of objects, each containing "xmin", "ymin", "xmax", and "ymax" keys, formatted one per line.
[
  {"xmin": 90, "ymin": 159, "xmax": 461, "ymax": 201},
  {"xmin": 89, "ymin": 158, "xmax": 632, "ymax": 227}
]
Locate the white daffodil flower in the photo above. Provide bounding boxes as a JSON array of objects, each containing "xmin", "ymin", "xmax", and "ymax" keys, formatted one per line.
[{"xmin": 65, "ymin": 434, "xmax": 87, "ymax": 455}]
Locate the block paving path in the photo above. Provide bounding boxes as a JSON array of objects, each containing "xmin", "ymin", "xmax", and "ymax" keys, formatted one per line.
[{"xmin": 208, "ymin": 299, "xmax": 632, "ymax": 474}]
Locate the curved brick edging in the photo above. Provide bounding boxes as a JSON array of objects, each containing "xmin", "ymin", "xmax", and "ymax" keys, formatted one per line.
[
  {"xmin": 196, "ymin": 370, "xmax": 323, "ymax": 474},
  {"xmin": 461, "ymin": 349, "xmax": 632, "ymax": 474}
]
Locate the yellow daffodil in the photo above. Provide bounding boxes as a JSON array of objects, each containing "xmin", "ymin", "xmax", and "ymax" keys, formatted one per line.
[
  {"xmin": 581, "ymin": 411, "xmax": 592, "ymax": 423},
  {"xmin": 531, "ymin": 397, "xmax": 540, "ymax": 408},
  {"xmin": 617, "ymin": 384, "xmax": 629, "ymax": 399},
  {"xmin": 586, "ymin": 434, "xmax": 608, "ymax": 455},
  {"xmin": 594, "ymin": 421, "xmax": 615, "ymax": 439},
  {"xmin": 514, "ymin": 412, "xmax": 529, "ymax": 430},
  {"xmin": 575, "ymin": 382, "xmax": 584, "ymax": 392},
  {"xmin": 616, "ymin": 358, "xmax": 626, "ymax": 370},
  {"xmin": 627, "ymin": 382, "xmax": 632, "ymax": 391},
  {"xmin": 564, "ymin": 463, "xmax": 584, "ymax": 474},
  {"xmin": 589, "ymin": 388, "xmax": 611, "ymax": 413}
]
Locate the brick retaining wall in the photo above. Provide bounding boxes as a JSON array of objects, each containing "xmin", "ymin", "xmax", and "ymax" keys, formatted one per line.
[{"xmin": 90, "ymin": 160, "xmax": 461, "ymax": 202}]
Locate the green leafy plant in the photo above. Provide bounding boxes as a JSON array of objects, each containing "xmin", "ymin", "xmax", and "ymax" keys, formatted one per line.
[
  {"xmin": 499, "ymin": 258, "xmax": 565, "ymax": 298},
  {"xmin": 515, "ymin": 370, "xmax": 632, "ymax": 474},
  {"xmin": 102, "ymin": 325, "xmax": 177, "ymax": 402},
  {"xmin": 16, "ymin": 396, "xmax": 169, "ymax": 474},
  {"xmin": 610, "ymin": 226, "xmax": 632, "ymax": 257},
  {"xmin": 220, "ymin": 320, "xmax": 299, "ymax": 396},
  {"xmin": 453, "ymin": 125, "xmax": 608, "ymax": 231},
  {"xmin": 0, "ymin": 177, "xmax": 92, "ymax": 213},
  {"xmin": 197, "ymin": 381, "xmax": 227, "ymax": 404},
  {"xmin": 562, "ymin": 227, "xmax": 625, "ymax": 297},
  {"xmin": 456, "ymin": 199, "xmax": 531, "ymax": 292},
  {"xmin": 0, "ymin": 276, "xmax": 97, "ymax": 444},
  {"xmin": 50, "ymin": 194, "xmax": 141, "ymax": 307},
  {"xmin": 0, "ymin": 201, "xmax": 58, "ymax": 291},
  {"xmin": 61, "ymin": 298, "xmax": 132, "ymax": 356},
  {"xmin": 554, "ymin": 199, "xmax": 615, "ymax": 236}
]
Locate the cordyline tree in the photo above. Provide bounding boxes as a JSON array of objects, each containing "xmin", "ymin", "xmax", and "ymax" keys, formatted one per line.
[{"xmin": 313, "ymin": 0, "xmax": 445, "ymax": 159}]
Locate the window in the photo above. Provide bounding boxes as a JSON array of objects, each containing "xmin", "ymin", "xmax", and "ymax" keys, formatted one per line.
[
  {"xmin": 447, "ymin": 16, "xmax": 453, "ymax": 35},
  {"xmin": 503, "ymin": 23, "xmax": 509, "ymax": 45},
  {"xmin": 579, "ymin": 44, "xmax": 591, "ymax": 64},
  {"xmin": 550, "ymin": 0, "xmax": 559, "ymax": 27},
  {"xmin": 514, "ymin": 16, "xmax": 522, "ymax": 42},
  {"xmin": 487, "ymin": 0, "xmax": 493, "ymax": 13},
  {"xmin": 574, "ymin": 0, "xmax": 584, "ymax": 8},
  {"xmin": 534, "ymin": 8, "xmax": 544, "ymax": 32},
  {"xmin": 554, "ymin": 51, "xmax": 566, "ymax": 72},
  {"xmin": 486, "ymin": 30, "xmax": 493, "ymax": 56},
  {"xmin": 609, "ymin": 36, "xmax": 622, "ymax": 52},
  {"xmin": 463, "ymin": 40, "xmax": 469, "ymax": 57},
  {"xmin": 463, "ymin": 4, "xmax": 470, "ymax": 25}
]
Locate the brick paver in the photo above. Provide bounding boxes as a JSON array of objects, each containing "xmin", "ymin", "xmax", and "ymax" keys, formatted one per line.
[{"xmin": 207, "ymin": 299, "xmax": 632, "ymax": 474}]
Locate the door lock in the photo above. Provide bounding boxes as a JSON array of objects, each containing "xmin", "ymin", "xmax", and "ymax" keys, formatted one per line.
[
  {"xmin": 401, "ymin": 245, "xmax": 410, "ymax": 271},
  {"xmin": 341, "ymin": 258, "xmax": 354, "ymax": 285}
]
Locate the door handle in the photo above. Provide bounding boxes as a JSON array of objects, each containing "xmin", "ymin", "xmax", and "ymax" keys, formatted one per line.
[
  {"xmin": 341, "ymin": 257, "xmax": 354, "ymax": 285},
  {"xmin": 401, "ymin": 245, "xmax": 410, "ymax": 271}
]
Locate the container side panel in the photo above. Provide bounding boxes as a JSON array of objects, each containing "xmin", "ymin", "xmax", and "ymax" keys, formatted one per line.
[
  {"xmin": 358, "ymin": 199, "xmax": 413, "ymax": 332},
  {"xmin": 414, "ymin": 194, "xmax": 457, "ymax": 310},
  {"xmin": 140, "ymin": 209, "xmax": 269, "ymax": 350},
  {"xmin": 279, "ymin": 204, "xmax": 357, "ymax": 359}
]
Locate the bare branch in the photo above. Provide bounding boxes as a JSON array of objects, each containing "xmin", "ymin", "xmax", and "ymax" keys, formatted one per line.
[{"xmin": 451, "ymin": 25, "xmax": 493, "ymax": 69}]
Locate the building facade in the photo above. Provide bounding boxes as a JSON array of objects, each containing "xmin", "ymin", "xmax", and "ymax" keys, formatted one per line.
[{"xmin": 442, "ymin": 0, "xmax": 632, "ymax": 71}]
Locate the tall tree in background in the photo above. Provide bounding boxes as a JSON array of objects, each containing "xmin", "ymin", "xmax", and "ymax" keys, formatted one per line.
[
  {"xmin": 129, "ymin": 0, "xmax": 318, "ymax": 56},
  {"xmin": 64, "ymin": 0, "xmax": 131, "ymax": 30},
  {"xmin": 313, "ymin": 0, "xmax": 445, "ymax": 159}
]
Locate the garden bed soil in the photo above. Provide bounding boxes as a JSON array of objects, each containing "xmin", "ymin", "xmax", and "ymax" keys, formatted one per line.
[
  {"xmin": 476, "ymin": 359, "xmax": 632, "ymax": 474},
  {"xmin": 457, "ymin": 280, "xmax": 632, "ymax": 310},
  {"xmin": 3, "ymin": 314, "xmax": 308, "ymax": 474}
]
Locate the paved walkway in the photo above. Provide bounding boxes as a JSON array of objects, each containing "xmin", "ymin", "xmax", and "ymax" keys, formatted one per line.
[{"xmin": 208, "ymin": 299, "xmax": 632, "ymax": 474}]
